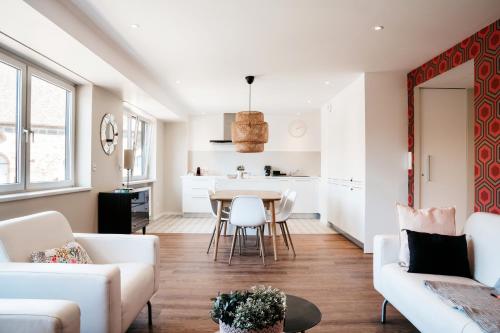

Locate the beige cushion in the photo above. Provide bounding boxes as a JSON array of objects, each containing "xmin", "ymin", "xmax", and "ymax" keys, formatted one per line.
[
  {"xmin": 0, "ymin": 211, "xmax": 74, "ymax": 263},
  {"xmin": 118, "ymin": 263, "xmax": 154, "ymax": 331},
  {"xmin": 396, "ymin": 204, "xmax": 456, "ymax": 267}
]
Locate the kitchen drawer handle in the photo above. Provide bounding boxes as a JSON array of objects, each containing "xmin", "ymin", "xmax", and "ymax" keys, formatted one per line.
[
  {"xmin": 192, "ymin": 187, "xmax": 209, "ymax": 190},
  {"xmin": 192, "ymin": 195, "xmax": 208, "ymax": 199}
]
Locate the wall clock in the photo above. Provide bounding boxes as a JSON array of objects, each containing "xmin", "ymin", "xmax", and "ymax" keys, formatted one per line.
[
  {"xmin": 288, "ymin": 119, "xmax": 307, "ymax": 138},
  {"xmin": 100, "ymin": 113, "xmax": 119, "ymax": 155}
]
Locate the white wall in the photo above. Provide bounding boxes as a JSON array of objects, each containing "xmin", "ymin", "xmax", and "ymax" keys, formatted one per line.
[
  {"xmin": 189, "ymin": 112, "xmax": 320, "ymax": 152},
  {"xmin": 163, "ymin": 121, "xmax": 189, "ymax": 214},
  {"xmin": 189, "ymin": 151, "xmax": 320, "ymax": 177},
  {"xmin": 364, "ymin": 71, "xmax": 408, "ymax": 252},
  {"xmin": 150, "ymin": 121, "xmax": 166, "ymax": 219},
  {"xmin": 188, "ymin": 112, "xmax": 321, "ymax": 176},
  {"xmin": 0, "ymin": 85, "xmax": 124, "ymax": 232}
]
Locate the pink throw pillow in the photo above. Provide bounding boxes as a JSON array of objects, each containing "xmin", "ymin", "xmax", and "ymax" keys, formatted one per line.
[{"xmin": 396, "ymin": 203, "xmax": 456, "ymax": 267}]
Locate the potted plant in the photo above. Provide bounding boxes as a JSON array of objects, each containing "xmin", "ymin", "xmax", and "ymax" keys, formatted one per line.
[
  {"xmin": 236, "ymin": 165, "xmax": 245, "ymax": 179},
  {"xmin": 211, "ymin": 286, "xmax": 286, "ymax": 333}
]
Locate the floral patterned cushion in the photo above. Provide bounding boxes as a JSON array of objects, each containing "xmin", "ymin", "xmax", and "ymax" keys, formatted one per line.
[{"xmin": 30, "ymin": 241, "xmax": 93, "ymax": 264}]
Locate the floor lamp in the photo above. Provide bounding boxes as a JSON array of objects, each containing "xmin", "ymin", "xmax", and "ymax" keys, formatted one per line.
[{"xmin": 124, "ymin": 149, "xmax": 135, "ymax": 190}]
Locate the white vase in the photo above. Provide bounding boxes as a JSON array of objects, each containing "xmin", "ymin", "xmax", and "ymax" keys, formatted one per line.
[{"xmin": 219, "ymin": 320, "xmax": 284, "ymax": 333}]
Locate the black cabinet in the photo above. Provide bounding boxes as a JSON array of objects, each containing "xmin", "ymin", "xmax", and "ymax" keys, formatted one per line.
[{"xmin": 98, "ymin": 188, "xmax": 150, "ymax": 234}]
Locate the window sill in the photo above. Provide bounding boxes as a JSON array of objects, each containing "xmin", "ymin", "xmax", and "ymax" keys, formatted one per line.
[
  {"xmin": 123, "ymin": 179, "xmax": 156, "ymax": 186},
  {"xmin": 0, "ymin": 186, "xmax": 92, "ymax": 203}
]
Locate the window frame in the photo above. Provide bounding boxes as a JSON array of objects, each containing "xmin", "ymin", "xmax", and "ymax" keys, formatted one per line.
[
  {"xmin": 122, "ymin": 110, "xmax": 152, "ymax": 182},
  {"xmin": 0, "ymin": 51, "xmax": 26, "ymax": 193},
  {"xmin": 0, "ymin": 48, "xmax": 76, "ymax": 194},
  {"xmin": 26, "ymin": 67, "xmax": 75, "ymax": 190}
]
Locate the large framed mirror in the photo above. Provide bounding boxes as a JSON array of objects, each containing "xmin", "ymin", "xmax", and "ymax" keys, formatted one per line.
[{"xmin": 100, "ymin": 113, "xmax": 119, "ymax": 155}]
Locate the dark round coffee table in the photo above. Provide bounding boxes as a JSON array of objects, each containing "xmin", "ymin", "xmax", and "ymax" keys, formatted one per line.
[{"xmin": 211, "ymin": 294, "xmax": 321, "ymax": 333}]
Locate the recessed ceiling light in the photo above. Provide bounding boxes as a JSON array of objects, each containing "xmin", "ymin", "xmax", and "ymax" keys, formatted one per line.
[
  {"xmin": 307, "ymin": 100, "xmax": 312, "ymax": 104},
  {"xmin": 175, "ymin": 80, "xmax": 181, "ymax": 84},
  {"xmin": 324, "ymin": 81, "xmax": 331, "ymax": 85},
  {"xmin": 373, "ymin": 25, "xmax": 384, "ymax": 31},
  {"xmin": 130, "ymin": 24, "xmax": 140, "ymax": 29}
]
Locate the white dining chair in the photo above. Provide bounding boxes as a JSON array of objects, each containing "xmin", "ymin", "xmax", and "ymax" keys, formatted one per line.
[
  {"xmin": 228, "ymin": 196, "xmax": 267, "ymax": 265},
  {"xmin": 265, "ymin": 188, "xmax": 290, "ymax": 235},
  {"xmin": 278, "ymin": 189, "xmax": 291, "ymax": 213},
  {"xmin": 206, "ymin": 190, "xmax": 229, "ymax": 254},
  {"xmin": 266, "ymin": 191, "xmax": 297, "ymax": 257}
]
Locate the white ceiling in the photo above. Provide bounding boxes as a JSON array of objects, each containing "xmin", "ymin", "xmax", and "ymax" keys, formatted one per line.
[
  {"xmin": 32, "ymin": 1, "xmax": 500, "ymax": 116},
  {"xmin": 420, "ymin": 60, "xmax": 474, "ymax": 88}
]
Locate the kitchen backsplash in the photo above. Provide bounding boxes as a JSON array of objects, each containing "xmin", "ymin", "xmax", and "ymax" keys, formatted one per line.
[{"xmin": 188, "ymin": 150, "xmax": 321, "ymax": 176}]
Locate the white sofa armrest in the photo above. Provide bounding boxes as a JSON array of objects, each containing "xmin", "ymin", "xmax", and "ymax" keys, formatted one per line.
[
  {"xmin": 373, "ymin": 234, "xmax": 399, "ymax": 292},
  {"xmin": 0, "ymin": 298, "xmax": 80, "ymax": 333},
  {"xmin": 74, "ymin": 233, "xmax": 160, "ymax": 292},
  {"xmin": 0, "ymin": 263, "xmax": 121, "ymax": 333}
]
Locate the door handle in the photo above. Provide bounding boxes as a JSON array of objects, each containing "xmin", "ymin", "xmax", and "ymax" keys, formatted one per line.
[
  {"xmin": 426, "ymin": 155, "xmax": 431, "ymax": 182},
  {"xmin": 23, "ymin": 128, "xmax": 34, "ymax": 143}
]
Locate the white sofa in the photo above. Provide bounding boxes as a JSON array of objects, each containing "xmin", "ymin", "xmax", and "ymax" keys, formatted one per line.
[
  {"xmin": 373, "ymin": 212, "xmax": 500, "ymax": 333},
  {"xmin": 0, "ymin": 211, "xmax": 160, "ymax": 333},
  {"xmin": 0, "ymin": 298, "xmax": 80, "ymax": 333}
]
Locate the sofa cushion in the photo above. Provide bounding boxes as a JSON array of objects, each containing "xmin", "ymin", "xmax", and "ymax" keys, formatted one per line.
[
  {"xmin": 407, "ymin": 231, "xmax": 471, "ymax": 278},
  {"xmin": 379, "ymin": 263, "xmax": 483, "ymax": 333},
  {"xmin": 0, "ymin": 212, "xmax": 74, "ymax": 263},
  {"xmin": 30, "ymin": 241, "xmax": 93, "ymax": 264},
  {"xmin": 396, "ymin": 204, "xmax": 456, "ymax": 267},
  {"xmin": 118, "ymin": 263, "xmax": 154, "ymax": 331}
]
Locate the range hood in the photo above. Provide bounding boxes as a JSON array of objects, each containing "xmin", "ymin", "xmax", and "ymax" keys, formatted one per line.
[{"xmin": 209, "ymin": 113, "xmax": 235, "ymax": 143}]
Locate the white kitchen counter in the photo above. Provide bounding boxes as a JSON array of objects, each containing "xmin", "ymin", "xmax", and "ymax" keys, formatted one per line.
[
  {"xmin": 180, "ymin": 175, "xmax": 320, "ymax": 179},
  {"xmin": 181, "ymin": 175, "xmax": 320, "ymax": 215}
]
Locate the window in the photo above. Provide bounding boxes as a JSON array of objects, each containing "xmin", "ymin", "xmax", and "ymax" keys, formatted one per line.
[
  {"xmin": 123, "ymin": 112, "xmax": 152, "ymax": 180},
  {"xmin": 0, "ymin": 50, "xmax": 75, "ymax": 193}
]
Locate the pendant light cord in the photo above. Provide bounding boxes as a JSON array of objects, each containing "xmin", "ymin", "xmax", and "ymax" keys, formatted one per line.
[{"xmin": 248, "ymin": 83, "xmax": 252, "ymax": 111}]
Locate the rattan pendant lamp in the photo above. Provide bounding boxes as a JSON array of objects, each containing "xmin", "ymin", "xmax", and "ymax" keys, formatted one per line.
[{"xmin": 231, "ymin": 76, "xmax": 269, "ymax": 153}]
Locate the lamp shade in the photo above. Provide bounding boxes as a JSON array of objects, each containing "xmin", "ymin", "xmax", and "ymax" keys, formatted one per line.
[
  {"xmin": 231, "ymin": 111, "xmax": 268, "ymax": 153},
  {"xmin": 124, "ymin": 149, "xmax": 135, "ymax": 170}
]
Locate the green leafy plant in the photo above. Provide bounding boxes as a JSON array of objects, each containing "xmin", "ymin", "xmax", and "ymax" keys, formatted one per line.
[{"xmin": 211, "ymin": 286, "xmax": 286, "ymax": 330}]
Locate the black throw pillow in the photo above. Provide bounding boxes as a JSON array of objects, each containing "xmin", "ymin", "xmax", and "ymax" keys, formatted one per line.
[{"xmin": 406, "ymin": 230, "xmax": 472, "ymax": 278}]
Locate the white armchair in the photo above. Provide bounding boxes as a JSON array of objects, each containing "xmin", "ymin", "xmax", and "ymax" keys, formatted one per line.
[{"xmin": 0, "ymin": 211, "xmax": 160, "ymax": 333}]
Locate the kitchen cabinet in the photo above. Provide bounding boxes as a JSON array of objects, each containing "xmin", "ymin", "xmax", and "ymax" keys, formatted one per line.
[
  {"xmin": 181, "ymin": 177, "xmax": 214, "ymax": 213},
  {"xmin": 327, "ymin": 178, "xmax": 365, "ymax": 246},
  {"xmin": 181, "ymin": 176, "xmax": 319, "ymax": 215},
  {"xmin": 322, "ymin": 77, "xmax": 367, "ymax": 249},
  {"xmin": 291, "ymin": 178, "xmax": 319, "ymax": 213}
]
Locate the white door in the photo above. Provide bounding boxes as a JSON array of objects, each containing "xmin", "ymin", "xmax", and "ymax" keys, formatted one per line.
[{"xmin": 419, "ymin": 89, "xmax": 469, "ymax": 229}]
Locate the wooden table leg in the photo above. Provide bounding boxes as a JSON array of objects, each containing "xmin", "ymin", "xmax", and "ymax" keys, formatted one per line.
[
  {"xmin": 213, "ymin": 200, "xmax": 223, "ymax": 261},
  {"xmin": 271, "ymin": 200, "xmax": 278, "ymax": 261}
]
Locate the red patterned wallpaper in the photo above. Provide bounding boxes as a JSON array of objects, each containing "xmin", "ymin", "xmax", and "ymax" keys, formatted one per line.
[{"xmin": 407, "ymin": 19, "xmax": 499, "ymax": 213}]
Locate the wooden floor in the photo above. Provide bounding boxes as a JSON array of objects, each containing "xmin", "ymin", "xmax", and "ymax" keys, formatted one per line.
[{"xmin": 127, "ymin": 234, "xmax": 417, "ymax": 333}]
